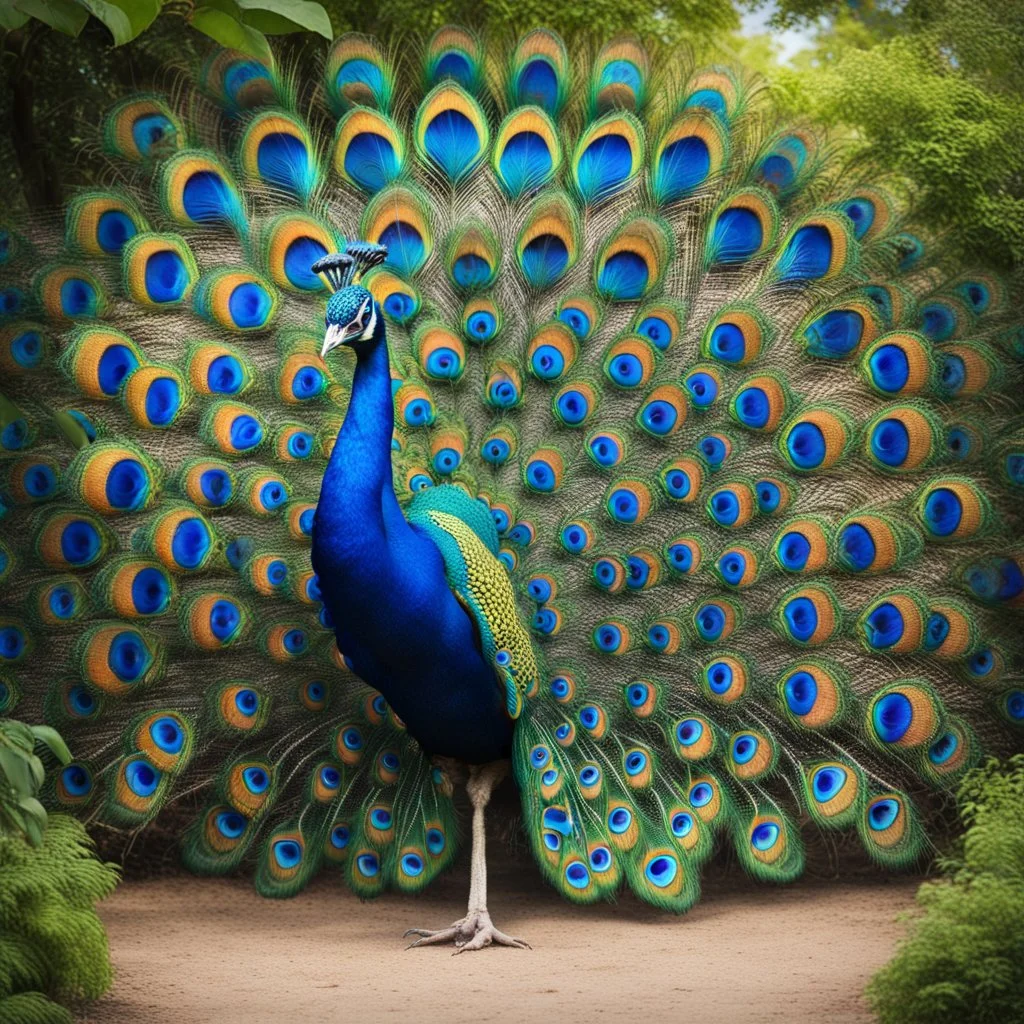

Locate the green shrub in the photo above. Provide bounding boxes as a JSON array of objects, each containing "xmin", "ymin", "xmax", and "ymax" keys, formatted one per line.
[
  {"xmin": 866, "ymin": 755, "xmax": 1024, "ymax": 1024},
  {"xmin": 0, "ymin": 717, "xmax": 119, "ymax": 1024},
  {"xmin": 0, "ymin": 718, "xmax": 70, "ymax": 846}
]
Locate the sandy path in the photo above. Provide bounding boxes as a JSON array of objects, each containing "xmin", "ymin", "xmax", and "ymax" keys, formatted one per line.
[{"xmin": 80, "ymin": 854, "xmax": 916, "ymax": 1024}]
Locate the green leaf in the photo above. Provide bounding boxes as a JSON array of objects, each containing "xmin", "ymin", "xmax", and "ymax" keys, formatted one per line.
[
  {"xmin": 12, "ymin": 0, "xmax": 89, "ymax": 35},
  {"xmin": 2, "ymin": 805, "xmax": 28, "ymax": 840},
  {"xmin": 0, "ymin": 719, "xmax": 35, "ymax": 752},
  {"xmin": 190, "ymin": 5, "xmax": 272, "ymax": 60},
  {"xmin": 20, "ymin": 802, "xmax": 44, "ymax": 846},
  {"xmin": 31, "ymin": 724, "xmax": 72, "ymax": 764},
  {"xmin": 27, "ymin": 753, "xmax": 44, "ymax": 790},
  {"xmin": 0, "ymin": 1, "xmax": 31, "ymax": 30},
  {"xmin": 76, "ymin": 0, "xmax": 131, "ymax": 43},
  {"xmin": 79, "ymin": 0, "xmax": 160, "ymax": 43},
  {"xmin": 237, "ymin": 0, "xmax": 331, "ymax": 38},
  {"xmin": 18, "ymin": 794, "xmax": 47, "ymax": 823},
  {"xmin": 0, "ymin": 746, "xmax": 35, "ymax": 798}
]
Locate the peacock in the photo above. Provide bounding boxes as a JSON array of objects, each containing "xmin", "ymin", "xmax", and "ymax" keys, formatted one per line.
[{"xmin": 1, "ymin": 25, "xmax": 1022, "ymax": 953}]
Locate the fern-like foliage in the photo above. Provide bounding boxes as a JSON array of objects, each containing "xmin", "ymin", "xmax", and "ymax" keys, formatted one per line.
[
  {"xmin": 0, "ymin": 815, "xmax": 119, "ymax": 1024},
  {"xmin": 867, "ymin": 755, "xmax": 1024, "ymax": 1024}
]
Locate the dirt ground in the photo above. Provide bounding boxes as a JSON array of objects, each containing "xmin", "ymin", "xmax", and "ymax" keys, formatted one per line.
[{"xmin": 80, "ymin": 851, "xmax": 918, "ymax": 1024}]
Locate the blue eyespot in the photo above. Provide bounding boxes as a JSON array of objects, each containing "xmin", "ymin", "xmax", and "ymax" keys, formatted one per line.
[
  {"xmin": 356, "ymin": 852, "xmax": 379, "ymax": 877},
  {"xmin": 532, "ymin": 608, "xmax": 558, "ymax": 634},
  {"xmin": 685, "ymin": 370, "xmax": 718, "ymax": 409},
  {"xmin": 751, "ymin": 821, "xmax": 780, "ymax": 851},
  {"xmin": 627, "ymin": 683, "xmax": 649, "ymax": 707},
  {"xmin": 676, "ymin": 719, "xmax": 703, "ymax": 746},
  {"xmin": 756, "ymin": 479, "xmax": 782, "ymax": 513},
  {"xmin": 608, "ymin": 807, "xmax": 632, "ymax": 834},
  {"xmin": 542, "ymin": 806, "xmax": 572, "ymax": 836},
  {"xmin": 550, "ymin": 677, "xmax": 570, "ymax": 699},
  {"xmin": 706, "ymin": 661, "xmax": 733, "ymax": 694},
  {"xmin": 671, "ymin": 812, "xmax": 694, "ymax": 838},
  {"xmin": 783, "ymin": 671, "xmax": 817, "ymax": 716},
  {"xmin": 927, "ymin": 731, "xmax": 958, "ymax": 766},
  {"xmin": 666, "ymin": 542, "xmax": 694, "ymax": 572},
  {"xmin": 234, "ymin": 688, "xmax": 259, "ymax": 716},
  {"xmin": 150, "ymin": 716, "xmax": 184, "ymax": 754},
  {"xmin": 778, "ymin": 531, "xmax": 811, "ymax": 571},
  {"xmin": 481, "ymin": 436, "xmax": 511, "ymax": 464},
  {"xmin": 689, "ymin": 782, "xmax": 713, "ymax": 808},
  {"xmin": 565, "ymin": 860, "xmax": 590, "ymax": 889},
  {"xmin": 466, "ymin": 310, "xmax": 497, "ymax": 341},
  {"xmin": 695, "ymin": 603, "xmax": 727, "ymax": 641},
  {"xmin": 644, "ymin": 854, "xmax": 678, "ymax": 888},
  {"xmin": 243, "ymin": 766, "xmax": 269, "ymax": 793},
  {"xmin": 61, "ymin": 763, "xmax": 93, "ymax": 797},
  {"xmin": 731, "ymin": 733, "xmax": 758, "ymax": 765},
  {"xmin": 699, "ymin": 434, "xmax": 728, "ymax": 467},
  {"xmin": 867, "ymin": 798, "xmax": 900, "ymax": 831},
  {"xmin": 588, "ymin": 433, "xmax": 622, "ymax": 467},
  {"xmin": 647, "ymin": 624, "xmax": 671, "ymax": 651},
  {"xmin": 637, "ymin": 316, "xmax": 672, "ymax": 350},
  {"xmin": 215, "ymin": 811, "xmax": 246, "ymax": 838},
  {"xmin": 124, "ymin": 758, "xmax": 161, "ymax": 797},
  {"xmin": 558, "ymin": 307, "xmax": 590, "ymax": 339},
  {"xmin": 812, "ymin": 765, "xmax": 846, "ymax": 802},
  {"xmin": 401, "ymin": 852, "xmax": 424, "ymax": 877},
  {"xmin": 68, "ymin": 686, "xmax": 97, "ymax": 718}
]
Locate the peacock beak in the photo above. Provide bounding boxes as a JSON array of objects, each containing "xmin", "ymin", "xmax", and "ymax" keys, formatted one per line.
[{"xmin": 319, "ymin": 327, "xmax": 348, "ymax": 364}]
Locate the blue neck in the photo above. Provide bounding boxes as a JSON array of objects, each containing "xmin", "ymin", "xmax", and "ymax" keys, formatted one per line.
[
  {"xmin": 318, "ymin": 318, "xmax": 395, "ymax": 540},
  {"xmin": 312, "ymin": 315, "xmax": 513, "ymax": 762}
]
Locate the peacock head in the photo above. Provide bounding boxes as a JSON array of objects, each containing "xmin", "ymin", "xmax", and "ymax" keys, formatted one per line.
[{"xmin": 314, "ymin": 242, "xmax": 388, "ymax": 358}]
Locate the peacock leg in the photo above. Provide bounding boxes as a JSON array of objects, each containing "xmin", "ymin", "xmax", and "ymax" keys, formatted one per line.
[{"xmin": 405, "ymin": 760, "xmax": 530, "ymax": 953}]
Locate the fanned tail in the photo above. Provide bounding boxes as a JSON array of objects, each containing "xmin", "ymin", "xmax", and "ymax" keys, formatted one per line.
[{"xmin": 0, "ymin": 28, "xmax": 1021, "ymax": 912}]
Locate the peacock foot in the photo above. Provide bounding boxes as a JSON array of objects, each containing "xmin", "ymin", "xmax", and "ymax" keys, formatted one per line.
[{"xmin": 404, "ymin": 910, "xmax": 530, "ymax": 953}]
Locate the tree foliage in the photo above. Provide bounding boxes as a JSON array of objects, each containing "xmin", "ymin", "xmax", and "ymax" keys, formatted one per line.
[
  {"xmin": 866, "ymin": 756, "xmax": 1024, "ymax": 1024},
  {"xmin": 319, "ymin": 0, "xmax": 737, "ymax": 45},
  {"xmin": 743, "ymin": 0, "xmax": 1024, "ymax": 269},
  {"xmin": 0, "ymin": 0, "xmax": 333, "ymax": 58}
]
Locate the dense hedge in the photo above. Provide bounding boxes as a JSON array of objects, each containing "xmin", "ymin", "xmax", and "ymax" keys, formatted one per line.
[{"xmin": 867, "ymin": 756, "xmax": 1024, "ymax": 1024}]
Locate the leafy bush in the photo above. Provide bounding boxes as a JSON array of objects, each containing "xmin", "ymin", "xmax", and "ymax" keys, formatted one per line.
[
  {"xmin": 0, "ymin": 718, "xmax": 70, "ymax": 846},
  {"xmin": 0, "ymin": 720, "xmax": 119, "ymax": 1023},
  {"xmin": 867, "ymin": 756, "xmax": 1024, "ymax": 1024},
  {"xmin": 0, "ymin": 815, "xmax": 120, "ymax": 1024}
]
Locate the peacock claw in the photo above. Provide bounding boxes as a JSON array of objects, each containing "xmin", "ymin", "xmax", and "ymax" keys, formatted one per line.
[{"xmin": 404, "ymin": 911, "xmax": 530, "ymax": 953}]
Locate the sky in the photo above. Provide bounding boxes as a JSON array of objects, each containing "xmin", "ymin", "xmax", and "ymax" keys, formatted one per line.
[{"xmin": 739, "ymin": 2, "xmax": 819, "ymax": 64}]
